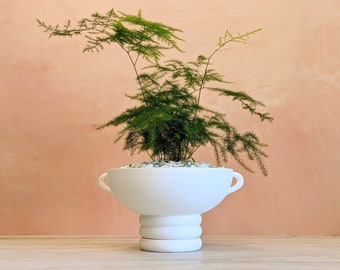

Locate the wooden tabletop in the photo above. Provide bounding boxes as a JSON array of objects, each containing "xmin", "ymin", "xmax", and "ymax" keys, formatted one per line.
[{"xmin": 0, "ymin": 236, "xmax": 339, "ymax": 269}]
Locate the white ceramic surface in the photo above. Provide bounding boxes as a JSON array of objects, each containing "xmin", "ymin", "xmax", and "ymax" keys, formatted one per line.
[
  {"xmin": 139, "ymin": 215, "xmax": 203, "ymax": 252},
  {"xmin": 98, "ymin": 167, "xmax": 244, "ymax": 252}
]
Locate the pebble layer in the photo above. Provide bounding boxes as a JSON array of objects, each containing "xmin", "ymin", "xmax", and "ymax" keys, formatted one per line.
[{"xmin": 120, "ymin": 161, "xmax": 217, "ymax": 168}]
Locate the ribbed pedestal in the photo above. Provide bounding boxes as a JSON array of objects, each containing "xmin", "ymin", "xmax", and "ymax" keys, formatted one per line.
[{"xmin": 139, "ymin": 215, "xmax": 202, "ymax": 252}]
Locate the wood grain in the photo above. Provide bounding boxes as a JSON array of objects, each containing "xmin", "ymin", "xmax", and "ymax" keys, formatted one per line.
[{"xmin": 0, "ymin": 236, "xmax": 339, "ymax": 269}]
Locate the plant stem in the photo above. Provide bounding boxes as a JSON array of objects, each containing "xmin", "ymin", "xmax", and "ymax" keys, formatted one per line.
[{"xmin": 124, "ymin": 50, "xmax": 149, "ymax": 105}]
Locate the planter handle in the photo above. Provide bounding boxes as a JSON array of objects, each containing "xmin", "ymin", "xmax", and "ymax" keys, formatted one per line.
[
  {"xmin": 229, "ymin": 172, "xmax": 244, "ymax": 194},
  {"xmin": 98, "ymin": 173, "xmax": 111, "ymax": 193}
]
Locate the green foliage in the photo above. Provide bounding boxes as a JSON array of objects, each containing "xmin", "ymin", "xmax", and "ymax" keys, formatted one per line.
[
  {"xmin": 38, "ymin": 9, "xmax": 273, "ymax": 175},
  {"xmin": 37, "ymin": 9, "xmax": 183, "ymax": 61}
]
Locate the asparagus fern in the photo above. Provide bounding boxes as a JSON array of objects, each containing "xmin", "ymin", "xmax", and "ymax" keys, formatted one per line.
[{"xmin": 38, "ymin": 8, "xmax": 273, "ymax": 175}]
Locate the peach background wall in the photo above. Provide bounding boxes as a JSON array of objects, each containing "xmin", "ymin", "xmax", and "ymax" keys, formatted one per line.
[{"xmin": 1, "ymin": 0, "xmax": 339, "ymax": 235}]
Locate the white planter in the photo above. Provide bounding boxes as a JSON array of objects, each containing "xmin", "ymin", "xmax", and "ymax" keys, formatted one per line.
[{"xmin": 98, "ymin": 167, "xmax": 244, "ymax": 252}]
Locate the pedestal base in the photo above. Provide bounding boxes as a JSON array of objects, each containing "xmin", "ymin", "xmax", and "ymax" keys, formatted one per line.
[{"xmin": 139, "ymin": 215, "xmax": 202, "ymax": 252}]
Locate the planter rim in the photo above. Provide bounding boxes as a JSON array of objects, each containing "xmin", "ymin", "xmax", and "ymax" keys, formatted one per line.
[{"xmin": 107, "ymin": 167, "xmax": 234, "ymax": 171}]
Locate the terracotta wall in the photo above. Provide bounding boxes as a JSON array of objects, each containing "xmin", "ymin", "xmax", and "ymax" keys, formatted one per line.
[{"xmin": 1, "ymin": 0, "xmax": 339, "ymax": 235}]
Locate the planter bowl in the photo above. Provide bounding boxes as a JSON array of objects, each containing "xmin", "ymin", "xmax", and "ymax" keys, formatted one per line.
[{"xmin": 98, "ymin": 167, "xmax": 244, "ymax": 252}]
